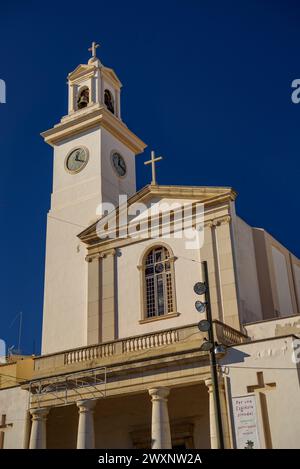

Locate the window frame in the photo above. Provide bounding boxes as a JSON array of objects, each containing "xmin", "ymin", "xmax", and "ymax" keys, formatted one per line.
[{"xmin": 138, "ymin": 243, "xmax": 178, "ymax": 324}]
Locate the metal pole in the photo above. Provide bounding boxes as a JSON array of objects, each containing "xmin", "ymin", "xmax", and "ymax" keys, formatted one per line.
[
  {"xmin": 18, "ymin": 312, "xmax": 23, "ymax": 354},
  {"xmin": 202, "ymin": 261, "xmax": 225, "ymax": 450}
]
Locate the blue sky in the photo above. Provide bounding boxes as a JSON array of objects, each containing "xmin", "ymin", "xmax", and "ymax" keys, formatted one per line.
[{"xmin": 0, "ymin": 0, "xmax": 299, "ymax": 354}]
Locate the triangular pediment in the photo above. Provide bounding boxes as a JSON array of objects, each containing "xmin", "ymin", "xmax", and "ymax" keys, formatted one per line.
[
  {"xmin": 68, "ymin": 64, "xmax": 95, "ymax": 81},
  {"xmin": 78, "ymin": 184, "xmax": 236, "ymax": 245}
]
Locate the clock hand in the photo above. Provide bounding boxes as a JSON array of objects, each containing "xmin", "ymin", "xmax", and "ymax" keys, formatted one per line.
[{"xmin": 75, "ymin": 153, "xmax": 84, "ymax": 163}]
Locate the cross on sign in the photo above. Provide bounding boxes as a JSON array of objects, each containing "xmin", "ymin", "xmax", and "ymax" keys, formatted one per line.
[
  {"xmin": 247, "ymin": 371, "xmax": 276, "ymax": 393},
  {"xmin": 0, "ymin": 414, "xmax": 13, "ymax": 449},
  {"xmin": 247, "ymin": 372, "xmax": 276, "ymax": 449}
]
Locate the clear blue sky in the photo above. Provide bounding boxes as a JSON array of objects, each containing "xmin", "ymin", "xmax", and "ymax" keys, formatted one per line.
[{"xmin": 0, "ymin": 0, "xmax": 299, "ymax": 355}]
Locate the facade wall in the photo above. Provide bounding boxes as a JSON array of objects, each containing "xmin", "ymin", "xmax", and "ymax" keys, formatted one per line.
[
  {"xmin": 271, "ymin": 246, "xmax": 294, "ymax": 316},
  {"xmin": 292, "ymin": 256, "xmax": 300, "ymax": 311},
  {"xmin": 223, "ymin": 336, "xmax": 300, "ymax": 448},
  {"xmin": 42, "ymin": 124, "xmax": 137, "ymax": 354},
  {"xmin": 253, "ymin": 228, "xmax": 299, "ymax": 321},
  {"xmin": 0, "ymin": 386, "xmax": 29, "ymax": 449},
  {"xmin": 232, "ymin": 216, "xmax": 263, "ymax": 324},
  {"xmin": 46, "ymin": 384, "xmax": 210, "ymax": 449},
  {"xmin": 246, "ymin": 315, "xmax": 300, "ymax": 341},
  {"xmin": 116, "ymin": 198, "xmax": 240, "ymax": 339}
]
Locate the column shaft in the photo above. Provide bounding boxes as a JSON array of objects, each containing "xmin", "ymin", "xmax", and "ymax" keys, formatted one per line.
[
  {"xmin": 149, "ymin": 388, "xmax": 172, "ymax": 449},
  {"xmin": 29, "ymin": 408, "xmax": 49, "ymax": 449},
  {"xmin": 205, "ymin": 377, "xmax": 231, "ymax": 449},
  {"xmin": 76, "ymin": 399, "xmax": 97, "ymax": 449}
]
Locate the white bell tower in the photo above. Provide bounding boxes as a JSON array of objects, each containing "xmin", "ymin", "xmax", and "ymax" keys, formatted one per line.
[{"xmin": 41, "ymin": 43, "xmax": 146, "ymax": 354}]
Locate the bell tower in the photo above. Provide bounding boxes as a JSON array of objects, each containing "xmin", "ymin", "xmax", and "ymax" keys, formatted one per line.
[
  {"xmin": 41, "ymin": 44, "xmax": 146, "ymax": 354},
  {"xmin": 67, "ymin": 42, "xmax": 122, "ymax": 119}
]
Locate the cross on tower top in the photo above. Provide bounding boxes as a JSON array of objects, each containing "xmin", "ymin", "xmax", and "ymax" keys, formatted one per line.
[
  {"xmin": 144, "ymin": 150, "xmax": 163, "ymax": 185},
  {"xmin": 88, "ymin": 42, "xmax": 100, "ymax": 59}
]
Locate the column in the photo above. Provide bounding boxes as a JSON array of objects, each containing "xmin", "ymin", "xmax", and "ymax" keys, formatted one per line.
[
  {"xmin": 87, "ymin": 254, "xmax": 101, "ymax": 345},
  {"xmin": 68, "ymin": 83, "xmax": 76, "ymax": 113},
  {"xmin": 76, "ymin": 399, "xmax": 97, "ymax": 449},
  {"xmin": 29, "ymin": 407, "xmax": 49, "ymax": 449},
  {"xmin": 205, "ymin": 377, "xmax": 231, "ymax": 449},
  {"xmin": 101, "ymin": 249, "xmax": 116, "ymax": 342},
  {"xmin": 149, "ymin": 388, "xmax": 172, "ymax": 449}
]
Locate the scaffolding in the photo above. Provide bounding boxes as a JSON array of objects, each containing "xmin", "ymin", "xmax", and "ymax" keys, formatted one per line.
[{"xmin": 28, "ymin": 366, "xmax": 107, "ymax": 409}]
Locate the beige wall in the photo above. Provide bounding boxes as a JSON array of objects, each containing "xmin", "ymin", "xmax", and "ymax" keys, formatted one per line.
[
  {"xmin": 0, "ymin": 358, "xmax": 33, "ymax": 389},
  {"xmin": 232, "ymin": 216, "xmax": 263, "ymax": 324},
  {"xmin": 246, "ymin": 315, "xmax": 300, "ymax": 341},
  {"xmin": 252, "ymin": 229, "xmax": 299, "ymax": 321}
]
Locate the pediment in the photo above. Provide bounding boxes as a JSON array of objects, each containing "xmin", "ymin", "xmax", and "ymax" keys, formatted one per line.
[
  {"xmin": 78, "ymin": 184, "xmax": 236, "ymax": 245},
  {"xmin": 68, "ymin": 64, "xmax": 95, "ymax": 81}
]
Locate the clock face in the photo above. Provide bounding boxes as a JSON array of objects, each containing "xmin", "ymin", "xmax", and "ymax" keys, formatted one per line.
[
  {"xmin": 111, "ymin": 152, "xmax": 127, "ymax": 177},
  {"xmin": 66, "ymin": 147, "xmax": 88, "ymax": 173}
]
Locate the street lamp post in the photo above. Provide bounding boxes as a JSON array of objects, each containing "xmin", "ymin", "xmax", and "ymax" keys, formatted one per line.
[
  {"xmin": 194, "ymin": 261, "xmax": 225, "ymax": 450},
  {"xmin": 202, "ymin": 261, "xmax": 225, "ymax": 450}
]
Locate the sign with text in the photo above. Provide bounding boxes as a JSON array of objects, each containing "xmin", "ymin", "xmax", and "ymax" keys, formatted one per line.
[{"xmin": 232, "ymin": 395, "xmax": 261, "ymax": 449}]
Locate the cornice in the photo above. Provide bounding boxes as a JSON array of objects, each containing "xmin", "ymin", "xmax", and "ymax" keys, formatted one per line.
[{"xmin": 41, "ymin": 106, "xmax": 147, "ymax": 154}]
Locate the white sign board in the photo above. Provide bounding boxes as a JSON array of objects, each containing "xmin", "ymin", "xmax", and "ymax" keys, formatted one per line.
[{"xmin": 232, "ymin": 395, "xmax": 261, "ymax": 449}]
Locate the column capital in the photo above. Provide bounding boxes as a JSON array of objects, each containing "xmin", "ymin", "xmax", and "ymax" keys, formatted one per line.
[
  {"xmin": 205, "ymin": 376, "xmax": 225, "ymax": 392},
  {"xmin": 76, "ymin": 399, "xmax": 97, "ymax": 413},
  {"xmin": 100, "ymin": 248, "xmax": 116, "ymax": 258},
  {"xmin": 149, "ymin": 387, "xmax": 170, "ymax": 401},
  {"xmin": 29, "ymin": 407, "xmax": 50, "ymax": 421},
  {"xmin": 206, "ymin": 215, "xmax": 231, "ymax": 228},
  {"xmin": 85, "ymin": 252, "xmax": 101, "ymax": 263}
]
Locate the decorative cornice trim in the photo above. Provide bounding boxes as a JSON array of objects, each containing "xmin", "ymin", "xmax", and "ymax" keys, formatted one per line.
[
  {"xmin": 206, "ymin": 215, "xmax": 231, "ymax": 228},
  {"xmin": 41, "ymin": 106, "xmax": 147, "ymax": 154}
]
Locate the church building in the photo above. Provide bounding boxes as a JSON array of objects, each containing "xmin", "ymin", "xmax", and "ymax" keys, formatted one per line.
[{"xmin": 1, "ymin": 44, "xmax": 300, "ymax": 450}]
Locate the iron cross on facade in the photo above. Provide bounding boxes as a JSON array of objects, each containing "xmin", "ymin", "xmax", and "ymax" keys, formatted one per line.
[
  {"xmin": 144, "ymin": 151, "xmax": 163, "ymax": 185},
  {"xmin": 0, "ymin": 414, "xmax": 13, "ymax": 449},
  {"xmin": 247, "ymin": 372, "xmax": 276, "ymax": 449},
  {"xmin": 88, "ymin": 41, "xmax": 100, "ymax": 58}
]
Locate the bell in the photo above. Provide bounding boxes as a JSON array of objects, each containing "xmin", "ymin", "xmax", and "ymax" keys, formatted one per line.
[{"xmin": 77, "ymin": 95, "xmax": 89, "ymax": 109}]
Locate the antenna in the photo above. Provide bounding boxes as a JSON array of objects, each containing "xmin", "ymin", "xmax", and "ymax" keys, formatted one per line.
[{"xmin": 9, "ymin": 312, "xmax": 23, "ymax": 354}]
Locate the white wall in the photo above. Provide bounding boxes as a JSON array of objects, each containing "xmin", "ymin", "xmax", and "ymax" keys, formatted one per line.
[
  {"xmin": 42, "ymin": 124, "xmax": 137, "ymax": 354},
  {"xmin": 223, "ymin": 336, "xmax": 300, "ymax": 448},
  {"xmin": 101, "ymin": 127, "xmax": 136, "ymax": 206},
  {"xmin": 117, "ymin": 235, "xmax": 203, "ymax": 338},
  {"xmin": 0, "ymin": 386, "xmax": 29, "ymax": 449}
]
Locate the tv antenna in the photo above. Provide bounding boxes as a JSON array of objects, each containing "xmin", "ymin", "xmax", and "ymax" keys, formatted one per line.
[{"xmin": 9, "ymin": 311, "xmax": 23, "ymax": 354}]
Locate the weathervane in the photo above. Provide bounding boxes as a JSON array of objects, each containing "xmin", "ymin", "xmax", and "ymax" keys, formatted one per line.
[
  {"xmin": 88, "ymin": 41, "xmax": 100, "ymax": 59},
  {"xmin": 144, "ymin": 150, "xmax": 163, "ymax": 185}
]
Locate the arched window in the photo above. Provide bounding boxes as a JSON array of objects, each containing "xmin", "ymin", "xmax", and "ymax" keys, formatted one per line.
[
  {"xmin": 104, "ymin": 89, "xmax": 115, "ymax": 114},
  {"xmin": 143, "ymin": 246, "xmax": 176, "ymax": 318},
  {"xmin": 77, "ymin": 87, "xmax": 89, "ymax": 109}
]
